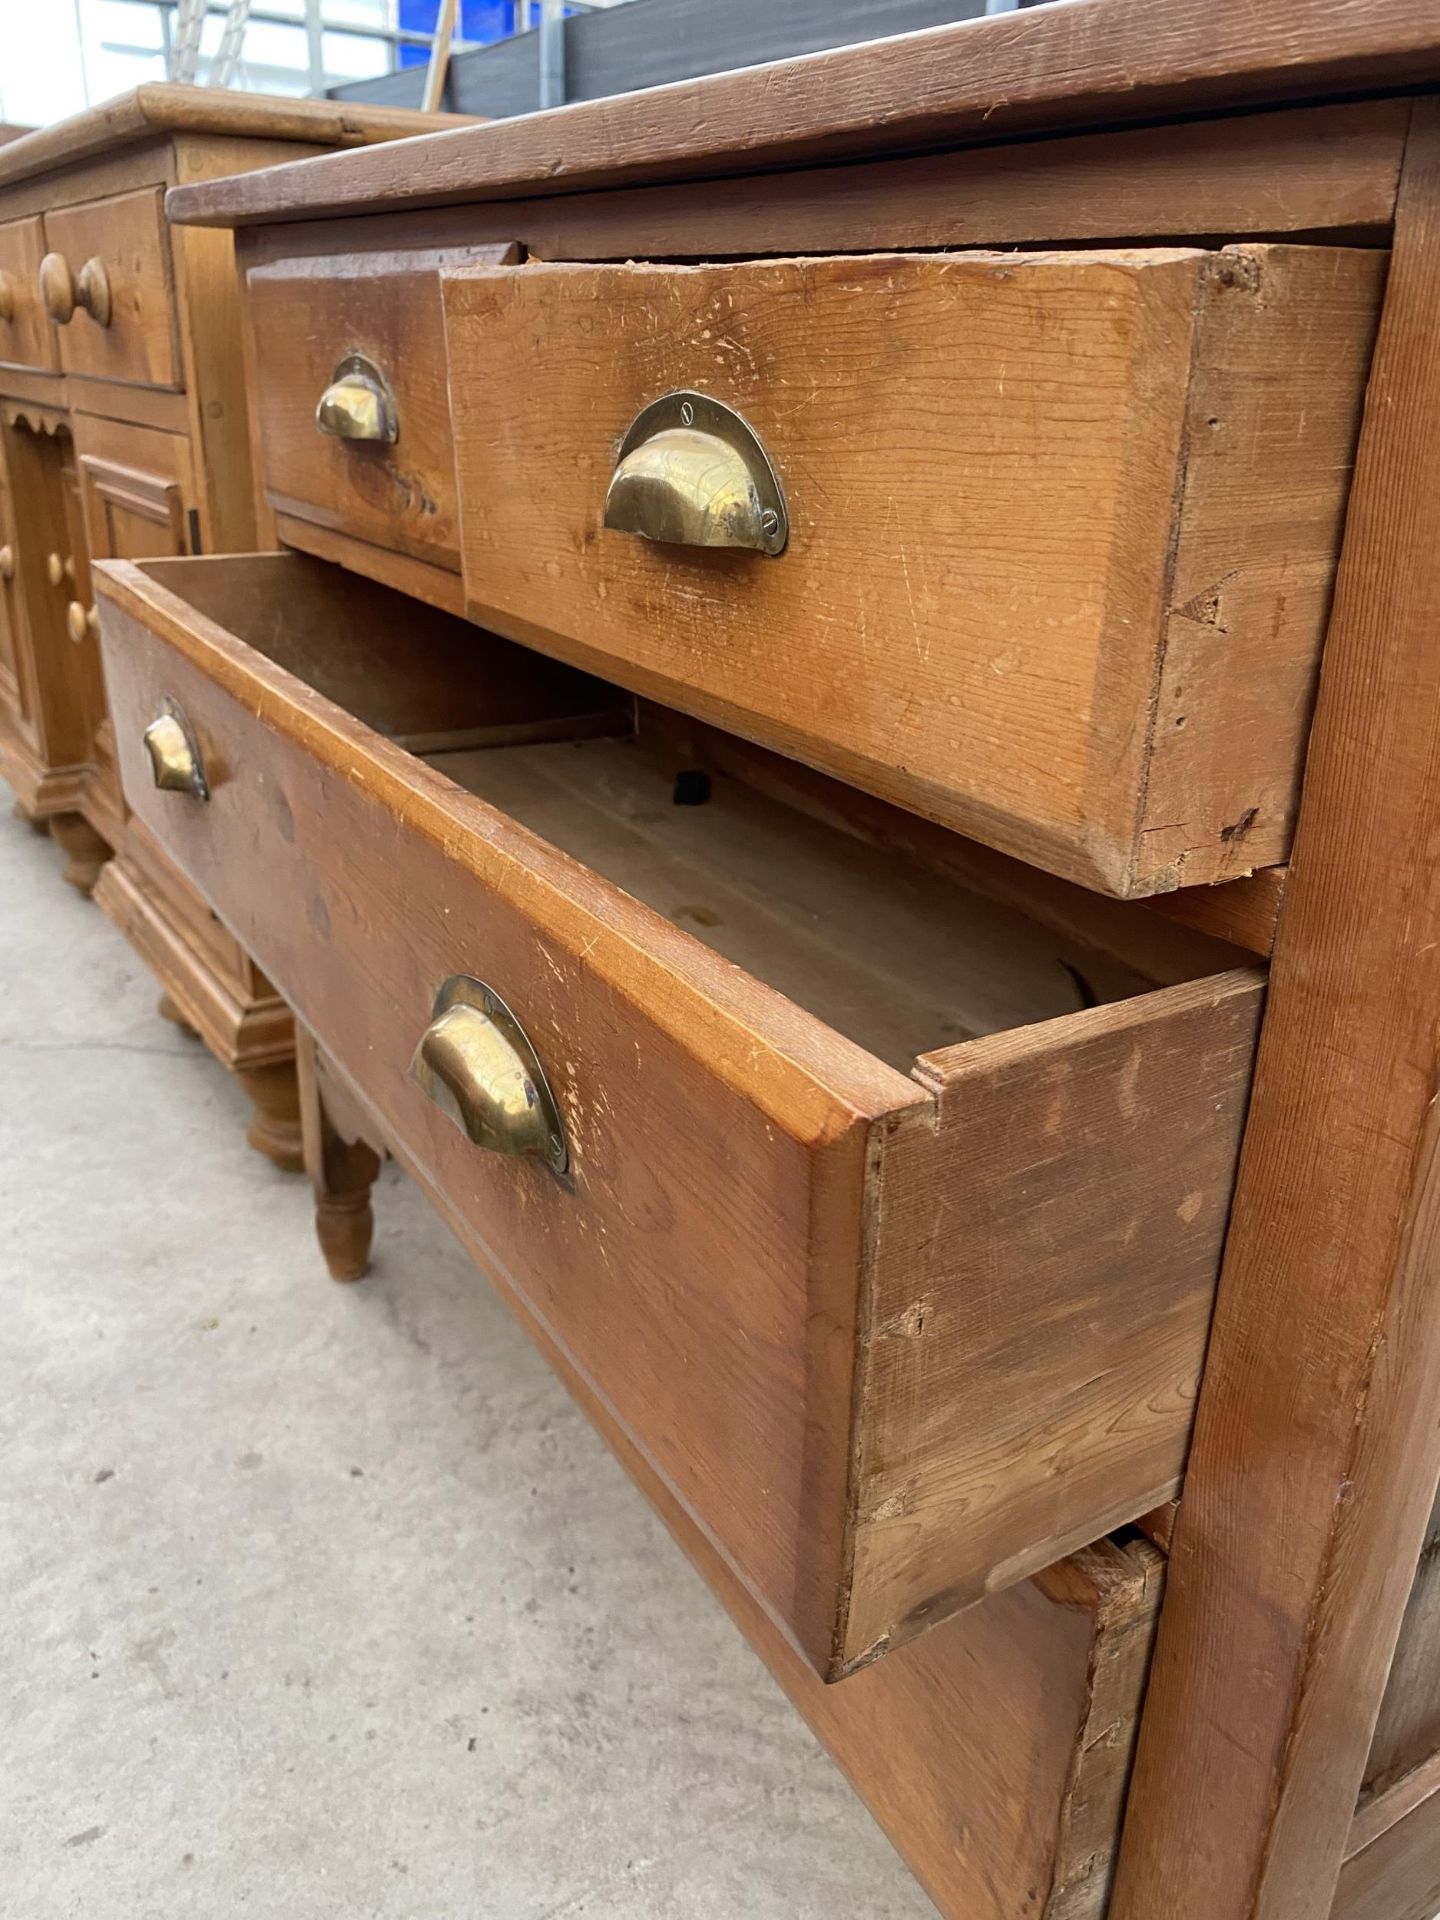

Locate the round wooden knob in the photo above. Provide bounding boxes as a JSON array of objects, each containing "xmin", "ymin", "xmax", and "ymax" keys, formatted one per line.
[
  {"xmin": 0, "ymin": 545, "xmax": 14, "ymax": 582},
  {"xmin": 67, "ymin": 600, "xmax": 98, "ymax": 645},
  {"xmin": 47, "ymin": 552, "xmax": 73, "ymax": 587},
  {"xmin": 39, "ymin": 252, "xmax": 75, "ymax": 325},
  {"xmin": 0, "ymin": 272, "xmax": 14, "ymax": 323},
  {"xmin": 76, "ymin": 257, "xmax": 111, "ymax": 328}
]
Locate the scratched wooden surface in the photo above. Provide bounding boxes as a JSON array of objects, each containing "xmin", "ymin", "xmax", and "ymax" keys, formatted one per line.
[
  {"xmin": 1111, "ymin": 103, "xmax": 1440, "ymax": 1920},
  {"xmin": 305, "ymin": 1017, "xmax": 1169, "ymax": 1920},
  {"xmin": 163, "ymin": 0, "xmax": 1440, "ymax": 225},
  {"xmin": 242, "ymin": 241, "xmax": 516, "ymax": 572},
  {"xmin": 95, "ymin": 547, "xmax": 1256, "ymax": 1683},
  {"xmin": 441, "ymin": 247, "xmax": 1378, "ymax": 896}
]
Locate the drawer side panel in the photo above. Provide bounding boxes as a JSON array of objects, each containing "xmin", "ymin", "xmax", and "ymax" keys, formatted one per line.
[{"xmin": 843, "ymin": 969, "xmax": 1263, "ymax": 1669}]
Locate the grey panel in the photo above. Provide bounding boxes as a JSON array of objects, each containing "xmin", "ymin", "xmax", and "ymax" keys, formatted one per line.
[{"xmin": 330, "ymin": 0, "xmax": 1002, "ymax": 119}]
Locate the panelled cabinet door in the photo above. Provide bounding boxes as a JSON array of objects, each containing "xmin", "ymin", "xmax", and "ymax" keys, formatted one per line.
[
  {"xmin": 0, "ymin": 407, "xmax": 98, "ymax": 769},
  {"xmin": 0, "ymin": 442, "xmax": 25, "ymax": 723},
  {"xmin": 75, "ymin": 422, "xmax": 195, "ymax": 569},
  {"xmin": 73, "ymin": 415, "xmax": 198, "ymax": 825}
]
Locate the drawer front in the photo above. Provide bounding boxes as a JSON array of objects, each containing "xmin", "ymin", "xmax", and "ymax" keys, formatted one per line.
[
  {"xmin": 442, "ymin": 246, "xmax": 1382, "ymax": 898},
  {"xmin": 0, "ymin": 215, "xmax": 58, "ymax": 372},
  {"xmin": 243, "ymin": 243, "xmax": 514, "ymax": 571},
  {"xmin": 96, "ymin": 551, "xmax": 1260, "ymax": 1678},
  {"xmin": 41, "ymin": 189, "xmax": 179, "ymax": 388}
]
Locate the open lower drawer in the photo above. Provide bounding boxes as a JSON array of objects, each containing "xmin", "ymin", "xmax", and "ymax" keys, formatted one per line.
[{"xmin": 95, "ymin": 551, "xmax": 1262, "ymax": 1680}]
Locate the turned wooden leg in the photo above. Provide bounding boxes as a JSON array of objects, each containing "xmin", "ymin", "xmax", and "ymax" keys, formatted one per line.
[
  {"xmin": 296, "ymin": 1030, "xmax": 381, "ymax": 1283},
  {"xmin": 48, "ymin": 811, "xmax": 111, "ymax": 894},
  {"xmin": 236, "ymin": 1059, "xmax": 305, "ymax": 1175},
  {"xmin": 12, "ymin": 797, "xmax": 49, "ymax": 835}
]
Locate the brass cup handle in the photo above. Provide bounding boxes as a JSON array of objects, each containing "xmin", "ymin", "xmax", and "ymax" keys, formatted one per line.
[
  {"xmin": 410, "ymin": 976, "xmax": 567, "ymax": 1173},
  {"xmin": 603, "ymin": 390, "xmax": 788, "ymax": 556},
  {"xmin": 142, "ymin": 702, "xmax": 209, "ymax": 802},
  {"xmin": 66, "ymin": 601, "xmax": 98, "ymax": 645},
  {"xmin": 0, "ymin": 545, "xmax": 13, "ymax": 582},
  {"xmin": 39, "ymin": 252, "xmax": 111, "ymax": 328},
  {"xmin": 315, "ymin": 351, "xmax": 398, "ymax": 444}
]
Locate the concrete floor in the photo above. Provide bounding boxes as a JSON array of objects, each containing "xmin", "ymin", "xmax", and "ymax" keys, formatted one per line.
[{"xmin": 0, "ymin": 809, "xmax": 936, "ymax": 1919}]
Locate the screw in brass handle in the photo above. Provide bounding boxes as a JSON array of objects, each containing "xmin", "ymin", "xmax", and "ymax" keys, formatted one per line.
[
  {"xmin": 410, "ymin": 976, "xmax": 568, "ymax": 1174},
  {"xmin": 315, "ymin": 351, "xmax": 398, "ymax": 444},
  {"xmin": 47, "ymin": 552, "xmax": 74, "ymax": 587},
  {"xmin": 0, "ymin": 545, "xmax": 13, "ymax": 583},
  {"xmin": 39, "ymin": 253, "xmax": 110, "ymax": 329},
  {"xmin": 603, "ymin": 390, "xmax": 788, "ymax": 556},
  {"xmin": 0, "ymin": 272, "xmax": 13, "ymax": 323},
  {"xmin": 141, "ymin": 702, "xmax": 208, "ymax": 802},
  {"xmin": 66, "ymin": 601, "xmax": 99, "ymax": 645}
]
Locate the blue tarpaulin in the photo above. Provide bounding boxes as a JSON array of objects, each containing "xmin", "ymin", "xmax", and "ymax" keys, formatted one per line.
[{"xmin": 396, "ymin": 2, "xmax": 538, "ymax": 66}]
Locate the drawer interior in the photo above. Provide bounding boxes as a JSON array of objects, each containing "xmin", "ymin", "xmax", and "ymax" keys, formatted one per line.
[
  {"xmin": 431, "ymin": 737, "xmax": 1137, "ymax": 1072},
  {"xmin": 164, "ymin": 553, "xmax": 1240, "ymax": 1078}
]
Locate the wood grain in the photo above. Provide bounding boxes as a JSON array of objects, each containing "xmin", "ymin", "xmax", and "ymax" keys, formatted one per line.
[
  {"xmin": 95, "ymin": 547, "xmax": 1253, "ymax": 1676},
  {"xmin": 296, "ymin": 1028, "xmax": 380, "ymax": 1280},
  {"xmin": 430, "ymin": 732, "xmax": 1123, "ymax": 1070},
  {"xmin": 1333, "ymin": 1774, "xmax": 1440, "ymax": 1920},
  {"xmin": 0, "ymin": 83, "xmax": 469, "ymax": 193},
  {"xmin": 0, "ymin": 114, "xmax": 469, "ymax": 1177},
  {"xmin": 843, "ymin": 971, "xmax": 1261, "ymax": 1668},
  {"xmin": 243, "ymin": 240, "xmax": 517, "ymax": 570},
  {"xmin": 0, "ymin": 410, "xmax": 103, "ymax": 777},
  {"xmin": 517, "ymin": 103, "xmax": 1408, "ymax": 263},
  {"xmin": 163, "ymin": 0, "xmax": 1440, "ymax": 226},
  {"xmin": 1146, "ymin": 867, "xmax": 1286, "ymax": 959},
  {"xmin": 1361, "ymin": 1483, "xmax": 1440, "ymax": 1802},
  {"xmin": 1111, "ymin": 103, "xmax": 1440, "ymax": 1920},
  {"xmin": 0, "ymin": 214, "xmax": 58, "ymax": 372},
  {"xmin": 310, "ymin": 1027, "xmax": 1166, "ymax": 1920},
  {"xmin": 1350, "ymin": 1749, "xmax": 1440, "ymax": 1863},
  {"xmin": 1138, "ymin": 244, "xmax": 1384, "ymax": 887},
  {"xmin": 272, "ymin": 512, "xmax": 467, "ymax": 617},
  {"xmin": 226, "ymin": 99, "xmax": 1406, "ymax": 278},
  {"xmin": 42, "ymin": 188, "xmax": 180, "ymax": 390},
  {"xmin": 444, "ymin": 245, "xmax": 1380, "ymax": 895},
  {"xmin": 99, "ymin": 551, "xmax": 912, "ymax": 1678},
  {"xmin": 169, "ymin": 134, "xmax": 330, "ymax": 558}
]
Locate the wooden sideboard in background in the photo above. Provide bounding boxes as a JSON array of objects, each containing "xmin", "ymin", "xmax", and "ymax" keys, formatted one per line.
[{"xmin": 0, "ymin": 86, "xmax": 463, "ymax": 1165}]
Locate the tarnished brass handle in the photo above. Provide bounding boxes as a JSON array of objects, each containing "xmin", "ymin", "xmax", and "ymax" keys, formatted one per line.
[
  {"xmin": 66, "ymin": 601, "xmax": 98, "ymax": 644},
  {"xmin": 0, "ymin": 545, "xmax": 13, "ymax": 582},
  {"xmin": 0, "ymin": 272, "xmax": 13, "ymax": 323},
  {"xmin": 410, "ymin": 976, "xmax": 567, "ymax": 1173},
  {"xmin": 39, "ymin": 253, "xmax": 111, "ymax": 328},
  {"xmin": 142, "ymin": 701, "xmax": 208, "ymax": 802},
  {"xmin": 315, "ymin": 351, "xmax": 398, "ymax": 444},
  {"xmin": 603, "ymin": 390, "xmax": 787, "ymax": 556}
]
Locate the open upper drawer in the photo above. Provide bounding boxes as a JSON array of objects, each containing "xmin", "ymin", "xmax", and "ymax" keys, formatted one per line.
[
  {"xmin": 241, "ymin": 240, "xmax": 517, "ymax": 582},
  {"xmin": 440, "ymin": 244, "xmax": 1383, "ymax": 897},
  {"xmin": 95, "ymin": 550, "xmax": 1261, "ymax": 1678}
]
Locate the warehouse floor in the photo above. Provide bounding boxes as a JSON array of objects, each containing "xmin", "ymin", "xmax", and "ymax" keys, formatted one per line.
[{"xmin": 0, "ymin": 810, "xmax": 933, "ymax": 1919}]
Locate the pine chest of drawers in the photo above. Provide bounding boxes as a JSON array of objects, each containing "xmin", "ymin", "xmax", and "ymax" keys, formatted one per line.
[{"xmin": 91, "ymin": 12, "xmax": 1440, "ymax": 1920}]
